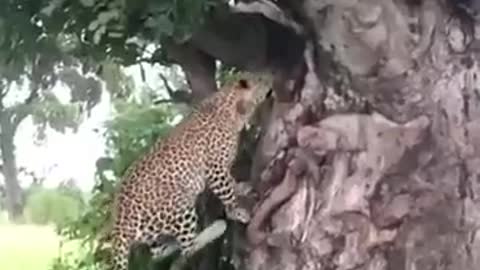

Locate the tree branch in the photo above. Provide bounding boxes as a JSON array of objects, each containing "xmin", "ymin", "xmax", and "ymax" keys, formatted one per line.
[
  {"xmin": 158, "ymin": 73, "xmax": 175, "ymax": 97},
  {"xmin": 24, "ymin": 86, "xmax": 40, "ymax": 106},
  {"xmin": 10, "ymin": 63, "xmax": 43, "ymax": 129},
  {"xmin": 152, "ymin": 99, "xmax": 176, "ymax": 105},
  {"xmin": 144, "ymin": 4, "xmax": 305, "ymax": 108},
  {"xmin": 0, "ymin": 83, "xmax": 7, "ymax": 100},
  {"xmin": 0, "ymin": 81, "xmax": 9, "ymax": 110},
  {"xmin": 190, "ymin": 8, "xmax": 305, "ymax": 75},
  {"xmin": 191, "ymin": 11, "xmax": 268, "ymax": 71},
  {"xmin": 164, "ymin": 40, "xmax": 217, "ymax": 103},
  {"xmin": 10, "ymin": 85, "xmax": 41, "ymax": 130},
  {"xmin": 160, "ymin": 7, "xmax": 305, "ymax": 106}
]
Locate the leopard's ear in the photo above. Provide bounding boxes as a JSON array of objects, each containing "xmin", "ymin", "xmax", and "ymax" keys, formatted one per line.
[
  {"xmin": 235, "ymin": 99, "xmax": 253, "ymax": 115},
  {"xmin": 236, "ymin": 79, "xmax": 249, "ymax": 90}
]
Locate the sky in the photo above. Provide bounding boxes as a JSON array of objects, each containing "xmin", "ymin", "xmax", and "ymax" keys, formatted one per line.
[{"xmin": 9, "ymin": 63, "xmax": 168, "ymax": 192}]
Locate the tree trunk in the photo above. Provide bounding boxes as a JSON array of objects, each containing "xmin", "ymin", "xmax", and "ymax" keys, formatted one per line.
[
  {"xmin": 238, "ymin": 1, "xmax": 480, "ymax": 270},
  {"xmin": 154, "ymin": 1, "xmax": 480, "ymax": 270},
  {"xmin": 0, "ymin": 111, "xmax": 24, "ymax": 222}
]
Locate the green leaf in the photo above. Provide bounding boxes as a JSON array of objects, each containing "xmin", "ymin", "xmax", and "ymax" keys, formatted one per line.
[
  {"xmin": 98, "ymin": 61, "xmax": 134, "ymax": 98},
  {"xmin": 56, "ymin": 34, "xmax": 80, "ymax": 53},
  {"xmin": 80, "ymin": 0, "xmax": 96, "ymax": 7},
  {"xmin": 97, "ymin": 10, "xmax": 120, "ymax": 24},
  {"xmin": 93, "ymin": 25, "xmax": 106, "ymax": 44},
  {"xmin": 149, "ymin": 1, "xmax": 173, "ymax": 13},
  {"xmin": 95, "ymin": 157, "xmax": 114, "ymax": 173},
  {"xmin": 88, "ymin": 20, "xmax": 99, "ymax": 31},
  {"xmin": 57, "ymin": 67, "xmax": 102, "ymax": 112},
  {"xmin": 40, "ymin": 0, "xmax": 66, "ymax": 17},
  {"xmin": 107, "ymin": 31, "xmax": 123, "ymax": 38},
  {"xmin": 156, "ymin": 14, "xmax": 174, "ymax": 36},
  {"xmin": 144, "ymin": 14, "xmax": 174, "ymax": 38}
]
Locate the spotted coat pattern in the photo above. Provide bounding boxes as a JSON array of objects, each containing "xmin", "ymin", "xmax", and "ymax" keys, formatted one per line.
[{"xmin": 110, "ymin": 74, "xmax": 272, "ymax": 270}]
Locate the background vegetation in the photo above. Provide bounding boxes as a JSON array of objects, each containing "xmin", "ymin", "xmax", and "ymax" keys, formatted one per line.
[{"xmin": 0, "ymin": 92, "xmax": 178, "ymax": 270}]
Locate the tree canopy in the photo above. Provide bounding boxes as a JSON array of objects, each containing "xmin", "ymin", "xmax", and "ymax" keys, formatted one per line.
[{"xmin": 3, "ymin": 0, "xmax": 305, "ymax": 104}]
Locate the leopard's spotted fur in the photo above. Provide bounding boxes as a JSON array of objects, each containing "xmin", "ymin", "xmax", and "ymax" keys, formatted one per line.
[{"xmin": 110, "ymin": 73, "xmax": 273, "ymax": 270}]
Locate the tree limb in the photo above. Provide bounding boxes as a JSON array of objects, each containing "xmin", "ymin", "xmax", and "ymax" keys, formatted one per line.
[
  {"xmin": 0, "ymin": 82, "xmax": 8, "ymax": 102},
  {"xmin": 160, "ymin": 7, "xmax": 305, "ymax": 107},
  {"xmin": 158, "ymin": 73, "xmax": 176, "ymax": 97},
  {"xmin": 10, "ymin": 64, "xmax": 43, "ymax": 129},
  {"xmin": 152, "ymin": 99, "xmax": 177, "ymax": 105},
  {"xmin": 158, "ymin": 73, "xmax": 192, "ymax": 104},
  {"xmin": 10, "ymin": 86, "xmax": 41, "ymax": 130},
  {"xmin": 190, "ymin": 11, "xmax": 268, "ymax": 71},
  {"xmin": 23, "ymin": 85, "xmax": 40, "ymax": 105},
  {"xmin": 163, "ymin": 40, "xmax": 217, "ymax": 104},
  {"xmin": 190, "ymin": 9, "xmax": 305, "ymax": 75}
]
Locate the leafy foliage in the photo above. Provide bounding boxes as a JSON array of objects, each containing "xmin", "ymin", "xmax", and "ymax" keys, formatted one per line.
[
  {"xmin": 0, "ymin": 1, "xmax": 110, "ymax": 141},
  {"xmin": 23, "ymin": 185, "xmax": 85, "ymax": 227},
  {"xmin": 53, "ymin": 99, "xmax": 177, "ymax": 270},
  {"xmin": 99, "ymin": 61, "xmax": 135, "ymax": 100},
  {"xmin": 26, "ymin": 0, "xmax": 228, "ymax": 66},
  {"xmin": 0, "ymin": 21, "xmax": 105, "ymax": 220},
  {"xmin": 30, "ymin": 92, "xmax": 82, "ymax": 143},
  {"xmin": 105, "ymin": 101, "xmax": 175, "ymax": 175},
  {"xmin": 0, "ymin": 0, "xmax": 147, "ymax": 221}
]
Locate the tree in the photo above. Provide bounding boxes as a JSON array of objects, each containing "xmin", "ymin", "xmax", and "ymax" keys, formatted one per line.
[
  {"xmin": 0, "ymin": 2, "xmax": 103, "ymax": 222},
  {"xmin": 8, "ymin": 0, "xmax": 480, "ymax": 269}
]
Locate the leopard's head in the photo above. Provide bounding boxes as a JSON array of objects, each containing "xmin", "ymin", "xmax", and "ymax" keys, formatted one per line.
[{"xmin": 226, "ymin": 72, "xmax": 273, "ymax": 130}]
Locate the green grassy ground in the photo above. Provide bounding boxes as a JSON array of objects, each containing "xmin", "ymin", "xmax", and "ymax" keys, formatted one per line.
[{"xmin": 0, "ymin": 223, "xmax": 63, "ymax": 270}]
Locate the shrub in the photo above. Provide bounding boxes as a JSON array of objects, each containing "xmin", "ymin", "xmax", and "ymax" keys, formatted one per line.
[{"xmin": 24, "ymin": 187, "xmax": 85, "ymax": 227}]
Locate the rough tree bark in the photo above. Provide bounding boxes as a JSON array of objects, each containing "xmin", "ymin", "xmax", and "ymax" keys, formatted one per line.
[
  {"xmin": 0, "ymin": 110, "xmax": 24, "ymax": 222},
  {"xmin": 0, "ymin": 58, "xmax": 44, "ymax": 222},
  {"xmin": 158, "ymin": 0, "xmax": 480, "ymax": 270}
]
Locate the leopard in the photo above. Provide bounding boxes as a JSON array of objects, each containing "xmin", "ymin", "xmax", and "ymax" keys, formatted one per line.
[{"xmin": 109, "ymin": 72, "xmax": 273, "ymax": 270}]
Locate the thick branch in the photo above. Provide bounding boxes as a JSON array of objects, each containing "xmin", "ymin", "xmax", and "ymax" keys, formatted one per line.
[
  {"xmin": 190, "ymin": 9, "xmax": 305, "ymax": 75},
  {"xmin": 11, "ymin": 73, "xmax": 41, "ymax": 128},
  {"xmin": 161, "ymin": 7, "xmax": 305, "ymax": 104},
  {"xmin": 164, "ymin": 41, "xmax": 217, "ymax": 104},
  {"xmin": 191, "ymin": 12, "xmax": 268, "ymax": 71},
  {"xmin": 0, "ymin": 112, "xmax": 23, "ymax": 222}
]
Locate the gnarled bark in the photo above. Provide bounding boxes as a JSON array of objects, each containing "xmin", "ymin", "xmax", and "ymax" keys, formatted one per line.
[
  {"xmin": 157, "ymin": 1, "xmax": 480, "ymax": 270},
  {"xmin": 241, "ymin": 1, "xmax": 480, "ymax": 270}
]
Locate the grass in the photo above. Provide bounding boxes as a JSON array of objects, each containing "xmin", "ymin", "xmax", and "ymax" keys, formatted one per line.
[{"xmin": 0, "ymin": 223, "xmax": 74, "ymax": 270}]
